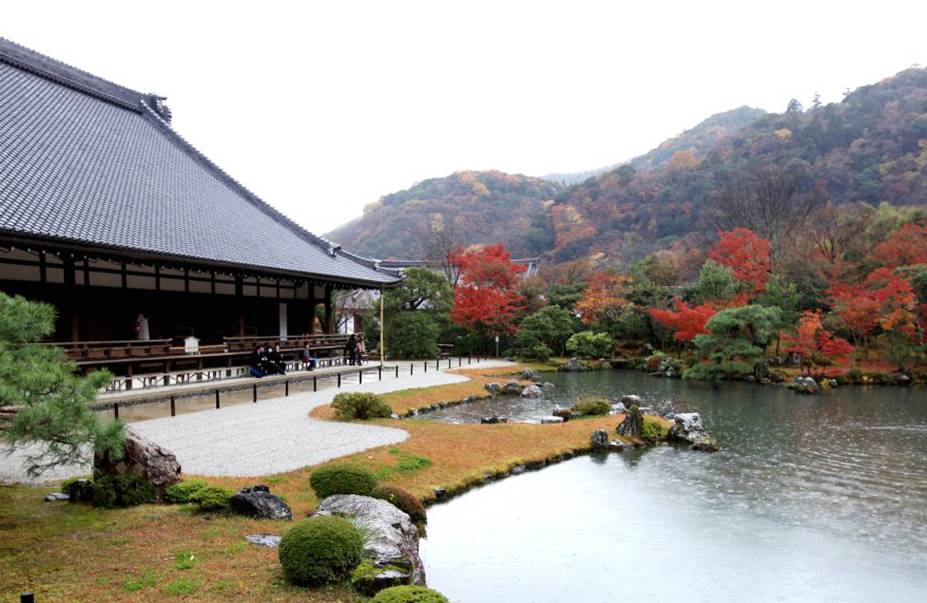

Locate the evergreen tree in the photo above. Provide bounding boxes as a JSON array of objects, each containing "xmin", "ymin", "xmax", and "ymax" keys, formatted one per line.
[
  {"xmin": 1, "ymin": 293, "xmax": 123, "ymax": 477},
  {"xmin": 685, "ymin": 305, "xmax": 781, "ymax": 380}
]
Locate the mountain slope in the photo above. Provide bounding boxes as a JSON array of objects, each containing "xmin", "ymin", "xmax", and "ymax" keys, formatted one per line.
[{"xmin": 325, "ymin": 170, "xmax": 561, "ymax": 258}]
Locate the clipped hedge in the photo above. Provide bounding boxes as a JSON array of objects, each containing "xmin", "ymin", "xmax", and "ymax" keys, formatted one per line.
[
  {"xmin": 371, "ymin": 485, "xmax": 427, "ymax": 525},
  {"xmin": 164, "ymin": 480, "xmax": 207, "ymax": 504},
  {"xmin": 189, "ymin": 486, "xmax": 232, "ymax": 512},
  {"xmin": 310, "ymin": 464, "xmax": 378, "ymax": 499},
  {"xmin": 371, "ymin": 585, "xmax": 450, "ymax": 603},
  {"xmin": 332, "ymin": 392, "xmax": 393, "ymax": 421},
  {"xmin": 91, "ymin": 474, "xmax": 155, "ymax": 508},
  {"xmin": 571, "ymin": 396, "xmax": 611, "ymax": 416},
  {"xmin": 279, "ymin": 516, "xmax": 364, "ymax": 586}
]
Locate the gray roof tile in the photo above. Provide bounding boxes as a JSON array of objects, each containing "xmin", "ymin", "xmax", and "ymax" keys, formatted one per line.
[{"xmin": 0, "ymin": 38, "xmax": 398, "ymax": 287}]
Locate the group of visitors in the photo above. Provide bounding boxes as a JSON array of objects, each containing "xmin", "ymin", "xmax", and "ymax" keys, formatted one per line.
[
  {"xmin": 249, "ymin": 342, "xmax": 288, "ymax": 378},
  {"xmin": 344, "ymin": 334, "xmax": 366, "ymax": 365}
]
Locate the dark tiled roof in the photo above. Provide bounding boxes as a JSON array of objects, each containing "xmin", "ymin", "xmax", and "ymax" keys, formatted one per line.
[{"xmin": 0, "ymin": 38, "xmax": 398, "ymax": 287}]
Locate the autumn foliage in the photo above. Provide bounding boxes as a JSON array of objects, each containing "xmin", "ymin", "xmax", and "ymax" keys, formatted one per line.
[
  {"xmin": 874, "ymin": 223, "xmax": 927, "ymax": 268},
  {"xmin": 649, "ymin": 299, "xmax": 716, "ymax": 342},
  {"xmin": 450, "ymin": 244, "xmax": 525, "ymax": 336},
  {"xmin": 783, "ymin": 311, "xmax": 854, "ymax": 374},
  {"xmin": 576, "ymin": 273, "xmax": 630, "ymax": 324},
  {"xmin": 707, "ymin": 228, "xmax": 771, "ymax": 296}
]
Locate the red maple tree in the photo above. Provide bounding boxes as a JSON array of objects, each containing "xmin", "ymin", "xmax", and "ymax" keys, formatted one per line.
[
  {"xmin": 649, "ymin": 298, "xmax": 716, "ymax": 342},
  {"xmin": 450, "ymin": 244, "xmax": 525, "ymax": 336},
  {"xmin": 783, "ymin": 310, "xmax": 855, "ymax": 374},
  {"xmin": 874, "ymin": 223, "xmax": 927, "ymax": 268},
  {"xmin": 707, "ymin": 228, "xmax": 771, "ymax": 296}
]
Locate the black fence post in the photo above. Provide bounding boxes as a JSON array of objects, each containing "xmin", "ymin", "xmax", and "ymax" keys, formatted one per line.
[
  {"xmin": 215, "ymin": 389, "xmax": 220, "ymax": 409},
  {"xmin": 424, "ymin": 361, "xmax": 427, "ymax": 373},
  {"xmin": 338, "ymin": 373, "xmax": 342, "ymax": 388},
  {"xmin": 410, "ymin": 363, "xmax": 413, "ymax": 375},
  {"xmin": 395, "ymin": 365, "xmax": 399, "ymax": 378},
  {"xmin": 359, "ymin": 370, "xmax": 363, "ymax": 384},
  {"xmin": 113, "ymin": 402, "xmax": 119, "ymax": 420},
  {"xmin": 468, "ymin": 355, "xmax": 471, "ymax": 364},
  {"xmin": 458, "ymin": 357, "xmax": 462, "ymax": 367},
  {"xmin": 379, "ymin": 366, "xmax": 382, "ymax": 381},
  {"xmin": 252, "ymin": 383, "xmax": 257, "ymax": 403},
  {"xmin": 285, "ymin": 380, "xmax": 289, "ymax": 397},
  {"xmin": 170, "ymin": 395, "xmax": 176, "ymax": 417},
  {"xmin": 313, "ymin": 376, "xmax": 318, "ymax": 392},
  {"xmin": 20, "ymin": 593, "xmax": 34, "ymax": 603},
  {"xmin": 448, "ymin": 358, "xmax": 452, "ymax": 369},
  {"xmin": 436, "ymin": 359, "xmax": 440, "ymax": 371}
]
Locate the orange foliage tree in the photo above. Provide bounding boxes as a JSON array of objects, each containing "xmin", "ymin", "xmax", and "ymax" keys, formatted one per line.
[
  {"xmin": 874, "ymin": 223, "xmax": 927, "ymax": 268},
  {"xmin": 576, "ymin": 273, "xmax": 631, "ymax": 324},
  {"xmin": 783, "ymin": 310, "xmax": 855, "ymax": 374},
  {"xmin": 649, "ymin": 299, "xmax": 716, "ymax": 342},
  {"xmin": 707, "ymin": 228, "xmax": 771, "ymax": 296},
  {"xmin": 450, "ymin": 244, "xmax": 526, "ymax": 336}
]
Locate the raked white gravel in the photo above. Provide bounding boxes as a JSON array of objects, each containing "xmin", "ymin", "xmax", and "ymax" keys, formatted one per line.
[{"xmin": 1, "ymin": 360, "xmax": 514, "ymax": 483}]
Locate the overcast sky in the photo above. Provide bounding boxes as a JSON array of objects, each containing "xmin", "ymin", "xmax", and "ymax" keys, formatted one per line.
[{"xmin": 4, "ymin": 1, "xmax": 925, "ymax": 236}]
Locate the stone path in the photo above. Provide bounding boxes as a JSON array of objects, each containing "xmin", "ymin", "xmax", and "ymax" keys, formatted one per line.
[{"xmin": 1, "ymin": 360, "xmax": 513, "ymax": 483}]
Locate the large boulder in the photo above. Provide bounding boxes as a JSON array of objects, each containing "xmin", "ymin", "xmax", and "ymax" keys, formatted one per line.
[
  {"xmin": 501, "ymin": 381, "xmax": 524, "ymax": 395},
  {"xmin": 93, "ymin": 426, "xmax": 181, "ymax": 499},
  {"xmin": 520, "ymin": 384, "xmax": 543, "ymax": 398},
  {"xmin": 590, "ymin": 430, "xmax": 609, "ymax": 452},
  {"xmin": 231, "ymin": 485, "xmax": 292, "ymax": 520},
  {"xmin": 520, "ymin": 368, "xmax": 539, "ymax": 381},
  {"xmin": 668, "ymin": 412, "xmax": 719, "ymax": 452},
  {"xmin": 561, "ymin": 357, "xmax": 584, "ymax": 372},
  {"xmin": 616, "ymin": 405, "xmax": 643, "ymax": 438},
  {"xmin": 484, "ymin": 382, "xmax": 502, "ymax": 395},
  {"xmin": 314, "ymin": 494, "xmax": 425, "ymax": 590}
]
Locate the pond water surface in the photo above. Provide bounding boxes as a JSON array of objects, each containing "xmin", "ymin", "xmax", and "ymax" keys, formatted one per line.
[{"xmin": 419, "ymin": 370, "xmax": 927, "ymax": 602}]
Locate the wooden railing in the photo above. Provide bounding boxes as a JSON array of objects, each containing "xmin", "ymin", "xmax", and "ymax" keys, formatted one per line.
[
  {"xmin": 38, "ymin": 338, "xmax": 172, "ymax": 361},
  {"xmin": 223, "ymin": 333, "xmax": 353, "ymax": 353}
]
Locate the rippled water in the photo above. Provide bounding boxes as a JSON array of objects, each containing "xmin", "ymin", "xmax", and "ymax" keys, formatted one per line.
[{"xmin": 419, "ymin": 371, "xmax": 927, "ymax": 602}]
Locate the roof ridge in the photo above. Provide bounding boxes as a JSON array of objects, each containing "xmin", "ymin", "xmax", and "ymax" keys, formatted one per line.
[{"xmin": 0, "ymin": 37, "xmax": 151, "ymax": 112}]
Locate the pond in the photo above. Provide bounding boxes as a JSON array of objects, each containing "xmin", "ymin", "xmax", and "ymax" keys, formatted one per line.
[{"xmin": 419, "ymin": 370, "xmax": 927, "ymax": 602}]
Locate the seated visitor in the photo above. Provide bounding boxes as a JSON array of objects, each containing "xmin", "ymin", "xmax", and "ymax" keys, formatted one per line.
[
  {"xmin": 301, "ymin": 344, "xmax": 317, "ymax": 370},
  {"xmin": 268, "ymin": 342, "xmax": 286, "ymax": 375},
  {"xmin": 249, "ymin": 344, "xmax": 267, "ymax": 378},
  {"xmin": 356, "ymin": 338, "xmax": 366, "ymax": 365},
  {"xmin": 345, "ymin": 333, "xmax": 358, "ymax": 366}
]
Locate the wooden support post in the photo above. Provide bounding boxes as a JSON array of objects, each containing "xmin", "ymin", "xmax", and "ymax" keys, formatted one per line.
[
  {"xmin": 424, "ymin": 361, "xmax": 427, "ymax": 373},
  {"xmin": 215, "ymin": 389, "xmax": 220, "ymax": 409},
  {"xmin": 379, "ymin": 286, "xmax": 385, "ymax": 367},
  {"xmin": 395, "ymin": 365, "xmax": 399, "ymax": 378},
  {"xmin": 170, "ymin": 395, "xmax": 176, "ymax": 417},
  {"xmin": 359, "ymin": 370, "xmax": 363, "ymax": 384},
  {"xmin": 410, "ymin": 363, "xmax": 413, "ymax": 375}
]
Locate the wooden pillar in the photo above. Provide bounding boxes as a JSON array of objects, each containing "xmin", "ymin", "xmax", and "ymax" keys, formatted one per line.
[
  {"xmin": 379, "ymin": 286, "xmax": 385, "ymax": 365},
  {"xmin": 235, "ymin": 274, "xmax": 245, "ymax": 337},
  {"xmin": 63, "ymin": 256, "xmax": 79, "ymax": 341},
  {"xmin": 307, "ymin": 285, "xmax": 316, "ymax": 335},
  {"xmin": 323, "ymin": 284, "xmax": 333, "ymax": 334}
]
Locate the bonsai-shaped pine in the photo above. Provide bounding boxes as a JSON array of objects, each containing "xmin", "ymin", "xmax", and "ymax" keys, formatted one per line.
[
  {"xmin": 1, "ymin": 292, "xmax": 124, "ymax": 477},
  {"xmin": 684, "ymin": 304, "xmax": 781, "ymax": 381}
]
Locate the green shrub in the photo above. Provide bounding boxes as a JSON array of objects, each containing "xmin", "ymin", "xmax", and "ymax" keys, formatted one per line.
[
  {"xmin": 371, "ymin": 585, "xmax": 450, "ymax": 603},
  {"xmin": 188, "ymin": 486, "xmax": 232, "ymax": 512},
  {"xmin": 332, "ymin": 392, "xmax": 393, "ymax": 421},
  {"xmin": 371, "ymin": 485, "xmax": 427, "ymax": 524},
  {"xmin": 520, "ymin": 343, "xmax": 552, "ymax": 362},
  {"xmin": 386, "ymin": 312, "xmax": 440, "ymax": 358},
  {"xmin": 310, "ymin": 464, "xmax": 378, "ymax": 499},
  {"xmin": 279, "ymin": 516, "xmax": 364, "ymax": 586},
  {"xmin": 164, "ymin": 479, "xmax": 207, "ymax": 504},
  {"xmin": 641, "ymin": 416, "xmax": 670, "ymax": 443},
  {"xmin": 91, "ymin": 474, "xmax": 155, "ymax": 508},
  {"xmin": 571, "ymin": 396, "xmax": 611, "ymax": 416},
  {"xmin": 566, "ymin": 331, "xmax": 614, "ymax": 359}
]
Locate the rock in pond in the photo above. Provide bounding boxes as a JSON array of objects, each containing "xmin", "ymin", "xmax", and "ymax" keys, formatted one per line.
[
  {"xmin": 520, "ymin": 384, "xmax": 543, "ymax": 398},
  {"xmin": 501, "ymin": 381, "xmax": 524, "ymax": 395},
  {"xmin": 480, "ymin": 415, "xmax": 507, "ymax": 424},
  {"xmin": 93, "ymin": 425, "xmax": 181, "ymax": 499},
  {"xmin": 246, "ymin": 533, "xmax": 282, "ymax": 547},
  {"xmin": 484, "ymin": 382, "xmax": 502, "ymax": 395},
  {"xmin": 792, "ymin": 376, "xmax": 819, "ymax": 395},
  {"xmin": 314, "ymin": 494, "xmax": 425, "ymax": 588},
  {"xmin": 231, "ymin": 485, "xmax": 292, "ymax": 520},
  {"xmin": 561, "ymin": 357, "xmax": 584, "ymax": 372},
  {"xmin": 617, "ymin": 405, "xmax": 643, "ymax": 438},
  {"xmin": 540, "ymin": 416, "xmax": 564, "ymax": 424},
  {"xmin": 552, "ymin": 407, "xmax": 573, "ymax": 421},
  {"xmin": 621, "ymin": 394, "xmax": 642, "ymax": 405},
  {"xmin": 590, "ymin": 430, "xmax": 609, "ymax": 452},
  {"xmin": 668, "ymin": 412, "xmax": 719, "ymax": 452},
  {"xmin": 520, "ymin": 368, "xmax": 539, "ymax": 380},
  {"xmin": 542, "ymin": 382, "xmax": 556, "ymax": 390}
]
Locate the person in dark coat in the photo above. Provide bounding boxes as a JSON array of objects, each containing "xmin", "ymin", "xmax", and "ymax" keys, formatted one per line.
[
  {"xmin": 345, "ymin": 334, "xmax": 358, "ymax": 366},
  {"xmin": 268, "ymin": 342, "xmax": 286, "ymax": 375},
  {"xmin": 249, "ymin": 344, "xmax": 266, "ymax": 378}
]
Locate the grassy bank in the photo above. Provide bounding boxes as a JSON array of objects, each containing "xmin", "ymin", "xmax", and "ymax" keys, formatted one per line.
[{"xmin": 1, "ymin": 364, "xmax": 645, "ymax": 601}]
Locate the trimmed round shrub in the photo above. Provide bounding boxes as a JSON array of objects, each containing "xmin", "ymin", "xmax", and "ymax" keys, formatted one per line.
[
  {"xmin": 164, "ymin": 479, "xmax": 207, "ymax": 504},
  {"xmin": 91, "ymin": 474, "xmax": 155, "ymax": 508},
  {"xmin": 279, "ymin": 516, "xmax": 364, "ymax": 585},
  {"xmin": 310, "ymin": 464, "xmax": 378, "ymax": 499},
  {"xmin": 332, "ymin": 392, "xmax": 393, "ymax": 421},
  {"xmin": 189, "ymin": 485, "xmax": 232, "ymax": 512},
  {"xmin": 371, "ymin": 585, "xmax": 450, "ymax": 603},
  {"xmin": 571, "ymin": 396, "xmax": 611, "ymax": 416},
  {"xmin": 371, "ymin": 485, "xmax": 427, "ymax": 525}
]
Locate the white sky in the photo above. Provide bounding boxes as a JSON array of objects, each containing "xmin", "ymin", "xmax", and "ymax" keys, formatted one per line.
[{"xmin": 4, "ymin": 1, "xmax": 926, "ymax": 236}]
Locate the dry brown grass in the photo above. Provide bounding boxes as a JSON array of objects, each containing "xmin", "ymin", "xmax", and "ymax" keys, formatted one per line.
[{"xmin": 0, "ymin": 363, "xmax": 642, "ymax": 601}]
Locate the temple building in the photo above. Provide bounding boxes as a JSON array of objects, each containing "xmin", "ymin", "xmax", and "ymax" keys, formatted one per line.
[{"xmin": 0, "ymin": 38, "xmax": 399, "ymax": 377}]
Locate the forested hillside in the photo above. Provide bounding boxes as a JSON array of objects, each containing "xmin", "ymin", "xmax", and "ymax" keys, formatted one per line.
[
  {"xmin": 325, "ymin": 171, "xmax": 561, "ymax": 258},
  {"xmin": 328, "ymin": 67, "xmax": 927, "ymax": 266}
]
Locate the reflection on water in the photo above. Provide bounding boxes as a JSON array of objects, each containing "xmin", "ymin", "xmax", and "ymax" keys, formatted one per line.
[{"xmin": 420, "ymin": 371, "xmax": 927, "ymax": 602}]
